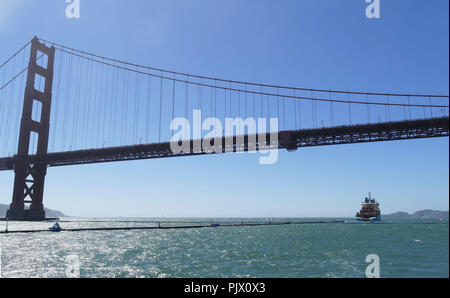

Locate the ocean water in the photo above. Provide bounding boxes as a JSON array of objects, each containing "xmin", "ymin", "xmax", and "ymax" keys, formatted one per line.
[{"xmin": 0, "ymin": 218, "xmax": 448, "ymax": 278}]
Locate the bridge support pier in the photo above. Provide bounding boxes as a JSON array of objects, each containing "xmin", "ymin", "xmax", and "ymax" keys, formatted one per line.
[{"xmin": 6, "ymin": 37, "xmax": 55, "ymax": 221}]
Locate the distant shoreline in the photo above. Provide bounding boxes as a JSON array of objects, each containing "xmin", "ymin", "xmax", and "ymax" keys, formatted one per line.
[
  {"xmin": 0, "ymin": 203, "xmax": 66, "ymax": 218},
  {"xmin": 383, "ymin": 210, "xmax": 449, "ymax": 219}
]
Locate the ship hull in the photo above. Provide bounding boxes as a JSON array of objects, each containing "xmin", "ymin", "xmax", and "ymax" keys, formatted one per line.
[{"xmin": 355, "ymin": 215, "xmax": 381, "ymax": 222}]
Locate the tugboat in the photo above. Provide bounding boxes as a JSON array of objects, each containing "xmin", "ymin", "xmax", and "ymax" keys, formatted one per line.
[{"xmin": 355, "ymin": 193, "xmax": 381, "ymax": 222}]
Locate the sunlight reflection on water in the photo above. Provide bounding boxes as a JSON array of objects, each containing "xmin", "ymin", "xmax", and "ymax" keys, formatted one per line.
[{"xmin": 0, "ymin": 218, "xmax": 448, "ymax": 278}]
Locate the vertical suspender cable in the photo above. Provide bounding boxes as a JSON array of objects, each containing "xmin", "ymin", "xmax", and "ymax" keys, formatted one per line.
[
  {"xmin": 52, "ymin": 51, "xmax": 64, "ymax": 152},
  {"xmin": 260, "ymin": 85, "xmax": 263, "ymax": 120},
  {"xmin": 73, "ymin": 57, "xmax": 83, "ymax": 149},
  {"xmin": 146, "ymin": 72, "xmax": 152, "ymax": 143},
  {"xmin": 121, "ymin": 69, "xmax": 129, "ymax": 145},
  {"xmin": 172, "ymin": 73, "xmax": 175, "ymax": 137},
  {"xmin": 108, "ymin": 64, "xmax": 116, "ymax": 146},
  {"xmin": 276, "ymin": 87, "xmax": 280, "ymax": 127},
  {"xmin": 86, "ymin": 56, "xmax": 96, "ymax": 149},
  {"xmin": 229, "ymin": 81, "xmax": 232, "ymax": 119},
  {"xmin": 224, "ymin": 82, "xmax": 227, "ymax": 121},
  {"xmin": 238, "ymin": 90, "xmax": 241, "ymax": 120},
  {"xmin": 159, "ymin": 70, "xmax": 163, "ymax": 143},
  {"xmin": 213, "ymin": 80, "xmax": 218, "ymax": 132},
  {"xmin": 244, "ymin": 84, "xmax": 247, "ymax": 120},
  {"xmin": 4, "ymin": 55, "xmax": 16, "ymax": 154},
  {"xmin": 282, "ymin": 96, "xmax": 286, "ymax": 130},
  {"xmin": 81, "ymin": 58, "xmax": 91, "ymax": 149},
  {"xmin": 387, "ymin": 95, "xmax": 391, "ymax": 121},
  {"xmin": 90, "ymin": 61, "xmax": 99, "ymax": 147},
  {"xmin": 12, "ymin": 47, "xmax": 28, "ymax": 154},
  {"xmin": 407, "ymin": 95, "xmax": 411, "ymax": 120},
  {"xmin": 199, "ymin": 78, "xmax": 202, "ymax": 132},
  {"xmin": 429, "ymin": 96, "xmax": 433, "ymax": 118},
  {"xmin": 62, "ymin": 52, "xmax": 73, "ymax": 151},
  {"xmin": 185, "ymin": 75, "xmax": 189, "ymax": 122},
  {"xmin": 311, "ymin": 91, "xmax": 315, "ymax": 128},
  {"xmin": 252, "ymin": 93, "xmax": 255, "ymax": 123},
  {"xmin": 348, "ymin": 92, "xmax": 352, "ymax": 125},
  {"xmin": 210, "ymin": 85, "xmax": 212, "ymax": 122},
  {"xmin": 134, "ymin": 66, "xmax": 140, "ymax": 144},
  {"xmin": 97, "ymin": 60, "xmax": 104, "ymax": 147},
  {"xmin": 111, "ymin": 63, "xmax": 120, "ymax": 146},
  {"xmin": 329, "ymin": 94, "xmax": 332, "ymax": 128},
  {"xmin": 294, "ymin": 89, "xmax": 297, "ymax": 129},
  {"xmin": 0, "ymin": 60, "xmax": 8, "ymax": 155}
]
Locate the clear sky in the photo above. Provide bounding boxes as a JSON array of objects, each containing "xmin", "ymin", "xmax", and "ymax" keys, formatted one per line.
[{"xmin": 0, "ymin": 0, "xmax": 448, "ymax": 217}]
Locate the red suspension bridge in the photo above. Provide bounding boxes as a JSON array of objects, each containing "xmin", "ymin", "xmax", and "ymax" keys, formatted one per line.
[{"xmin": 0, "ymin": 37, "xmax": 448, "ymax": 220}]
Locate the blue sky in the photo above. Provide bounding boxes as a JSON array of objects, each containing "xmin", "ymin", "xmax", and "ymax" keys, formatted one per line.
[{"xmin": 0, "ymin": 0, "xmax": 448, "ymax": 217}]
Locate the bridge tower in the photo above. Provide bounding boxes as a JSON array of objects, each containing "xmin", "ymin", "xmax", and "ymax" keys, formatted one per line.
[{"xmin": 6, "ymin": 37, "xmax": 55, "ymax": 221}]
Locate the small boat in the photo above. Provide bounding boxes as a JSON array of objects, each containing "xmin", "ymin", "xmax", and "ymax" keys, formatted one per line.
[
  {"xmin": 49, "ymin": 222, "xmax": 62, "ymax": 232},
  {"xmin": 210, "ymin": 223, "xmax": 220, "ymax": 227}
]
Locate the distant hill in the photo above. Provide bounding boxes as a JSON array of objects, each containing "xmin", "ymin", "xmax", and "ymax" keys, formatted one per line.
[
  {"xmin": 384, "ymin": 209, "xmax": 449, "ymax": 219},
  {"xmin": 0, "ymin": 203, "xmax": 67, "ymax": 218},
  {"xmin": 383, "ymin": 211, "xmax": 411, "ymax": 218}
]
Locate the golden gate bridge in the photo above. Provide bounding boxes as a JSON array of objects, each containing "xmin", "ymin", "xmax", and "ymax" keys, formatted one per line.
[{"xmin": 0, "ymin": 37, "xmax": 448, "ymax": 220}]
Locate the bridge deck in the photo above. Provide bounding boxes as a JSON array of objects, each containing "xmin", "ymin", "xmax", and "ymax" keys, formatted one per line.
[{"xmin": 0, "ymin": 117, "xmax": 448, "ymax": 171}]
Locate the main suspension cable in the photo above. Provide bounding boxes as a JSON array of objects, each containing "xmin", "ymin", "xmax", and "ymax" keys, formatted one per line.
[
  {"xmin": 51, "ymin": 47, "xmax": 449, "ymax": 108},
  {"xmin": 37, "ymin": 37, "xmax": 449, "ymax": 99}
]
